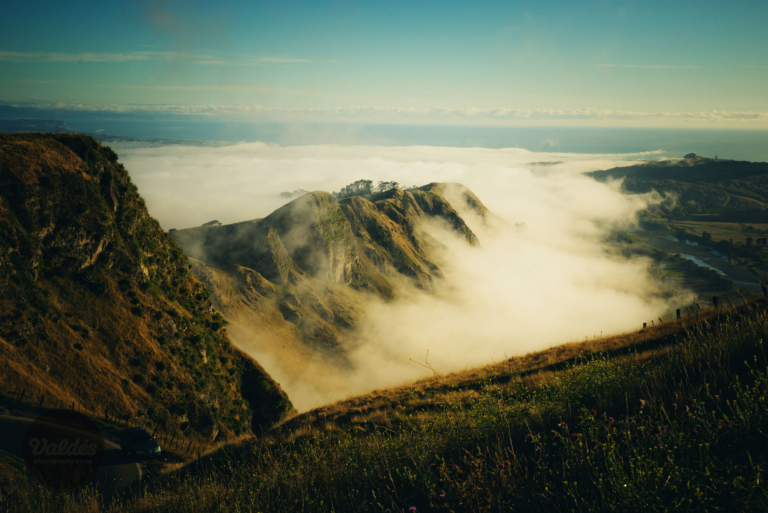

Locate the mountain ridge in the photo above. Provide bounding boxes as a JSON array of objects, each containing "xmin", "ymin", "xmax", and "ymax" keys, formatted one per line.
[{"xmin": 170, "ymin": 180, "xmax": 500, "ymax": 405}]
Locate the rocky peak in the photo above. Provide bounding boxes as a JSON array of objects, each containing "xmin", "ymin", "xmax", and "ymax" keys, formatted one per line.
[{"xmin": 171, "ymin": 181, "xmax": 504, "ymax": 378}]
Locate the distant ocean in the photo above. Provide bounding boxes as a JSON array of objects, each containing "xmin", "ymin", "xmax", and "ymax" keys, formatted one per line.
[{"xmin": 61, "ymin": 119, "xmax": 768, "ymax": 162}]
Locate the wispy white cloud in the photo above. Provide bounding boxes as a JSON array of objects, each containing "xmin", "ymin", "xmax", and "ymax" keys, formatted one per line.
[
  {"xmin": 15, "ymin": 80, "xmax": 73, "ymax": 84},
  {"xmin": 0, "ymin": 50, "xmax": 315, "ymax": 66},
  {"xmin": 117, "ymin": 84, "xmax": 274, "ymax": 92},
  {"xmin": 598, "ymin": 64, "xmax": 700, "ymax": 69},
  {"xmin": 0, "ymin": 51, "xmax": 150, "ymax": 63},
  {"xmin": 254, "ymin": 57, "xmax": 312, "ymax": 63}
]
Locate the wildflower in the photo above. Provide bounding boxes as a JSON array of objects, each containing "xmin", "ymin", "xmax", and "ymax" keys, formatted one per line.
[
  {"xmin": 591, "ymin": 409, "xmax": 597, "ymax": 415},
  {"xmin": 609, "ymin": 417, "xmax": 615, "ymax": 424},
  {"xmin": 500, "ymin": 463, "xmax": 506, "ymax": 468},
  {"xmin": 571, "ymin": 433, "xmax": 581, "ymax": 439},
  {"xmin": 409, "ymin": 508, "xmax": 417, "ymax": 512},
  {"xmin": 439, "ymin": 494, "xmax": 446, "ymax": 498}
]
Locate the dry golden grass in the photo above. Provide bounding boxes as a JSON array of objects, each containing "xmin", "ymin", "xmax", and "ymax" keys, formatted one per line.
[
  {"xmin": 0, "ymin": 133, "xmax": 292, "ymax": 446},
  {"xmin": 0, "ymin": 136, "xmax": 84, "ymax": 186},
  {"xmin": 273, "ymin": 303, "xmax": 738, "ymax": 436},
  {"xmin": 675, "ymin": 220, "xmax": 768, "ymax": 244}
]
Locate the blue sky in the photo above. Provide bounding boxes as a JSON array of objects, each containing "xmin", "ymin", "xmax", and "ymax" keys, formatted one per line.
[{"xmin": 1, "ymin": 0, "xmax": 767, "ymax": 127}]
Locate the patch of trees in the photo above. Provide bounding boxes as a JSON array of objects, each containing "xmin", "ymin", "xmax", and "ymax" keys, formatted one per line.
[
  {"xmin": 670, "ymin": 255, "xmax": 733, "ymax": 291},
  {"xmin": 333, "ymin": 179, "xmax": 373, "ymax": 199},
  {"xmin": 712, "ymin": 237, "xmax": 768, "ymax": 269},
  {"xmin": 610, "ymin": 231, "xmax": 643, "ymax": 244},
  {"xmin": 331, "ymin": 180, "xmax": 410, "ymax": 200},
  {"xmin": 639, "ymin": 218, "xmax": 672, "ymax": 232}
]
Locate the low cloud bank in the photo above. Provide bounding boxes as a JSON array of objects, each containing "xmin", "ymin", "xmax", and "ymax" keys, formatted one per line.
[
  {"xmin": 6, "ymin": 100, "xmax": 768, "ymax": 127},
  {"xmin": 116, "ymin": 142, "xmax": 669, "ymax": 410}
]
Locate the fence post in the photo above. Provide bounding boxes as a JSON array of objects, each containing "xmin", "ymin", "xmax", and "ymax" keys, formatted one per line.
[
  {"xmin": 676, "ymin": 309, "xmax": 681, "ymax": 320},
  {"xmin": 658, "ymin": 317, "xmax": 663, "ymax": 325},
  {"xmin": 19, "ymin": 389, "xmax": 26, "ymax": 402},
  {"xmin": 724, "ymin": 294, "xmax": 733, "ymax": 307},
  {"xmin": 712, "ymin": 296, "xmax": 719, "ymax": 308},
  {"xmin": 39, "ymin": 394, "xmax": 45, "ymax": 407},
  {"xmin": 643, "ymin": 322, "xmax": 646, "ymax": 329}
]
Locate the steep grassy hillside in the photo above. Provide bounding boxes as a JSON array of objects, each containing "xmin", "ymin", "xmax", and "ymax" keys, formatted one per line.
[
  {"xmin": 8, "ymin": 301, "xmax": 768, "ymax": 512},
  {"xmin": 0, "ymin": 133, "xmax": 292, "ymax": 439}
]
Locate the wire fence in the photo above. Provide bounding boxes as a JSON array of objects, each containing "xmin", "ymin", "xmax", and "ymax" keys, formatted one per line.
[{"xmin": 639, "ymin": 285, "xmax": 765, "ymax": 329}]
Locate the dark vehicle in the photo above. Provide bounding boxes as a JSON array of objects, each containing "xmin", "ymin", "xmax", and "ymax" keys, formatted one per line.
[{"xmin": 118, "ymin": 427, "xmax": 161, "ymax": 458}]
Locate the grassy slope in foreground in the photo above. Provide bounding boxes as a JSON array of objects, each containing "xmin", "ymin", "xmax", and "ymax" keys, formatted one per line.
[
  {"xmin": 8, "ymin": 301, "xmax": 768, "ymax": 512},
  {"xmin": 0, "ymin": 134, "xmax": 292, "ymax": 441}
]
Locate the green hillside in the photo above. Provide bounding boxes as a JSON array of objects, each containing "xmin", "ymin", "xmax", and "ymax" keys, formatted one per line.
[
  {"xmin": 592, "ymin": 156, "xmax": 768, "ymax": 278},
  {"xmin": 6, "ymin": 301, "xmax": 768, "ymax": 511},
  {"xmin": 589, "ymin": 156, "xmax": 768, "ymax": 219}
]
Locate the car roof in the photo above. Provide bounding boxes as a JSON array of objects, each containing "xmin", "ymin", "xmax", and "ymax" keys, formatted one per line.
[{"xmin": 123, "ymin": 427, "xmax": 150, "ymax": 435}]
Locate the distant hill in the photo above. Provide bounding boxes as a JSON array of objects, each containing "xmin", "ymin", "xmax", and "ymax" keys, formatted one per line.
[
  {"xmin": 171, "ymin": 182, "xmax": 503, "ymax": 383},
  {"xmin": 0, "ymin": 119, "xmax": 69, "ymax": 134},
  {"xmin": 588, "ymin": 156, "xmax": 768, "ymax": 219},
  {"xmin": 0, "ymin": 133, "xmax": 292, "ymax": 440},
  {"xmin": 590, "ymin": 156, "xmax": 768, "ymax": 184}
]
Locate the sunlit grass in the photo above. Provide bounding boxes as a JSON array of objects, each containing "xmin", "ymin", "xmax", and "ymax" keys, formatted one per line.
[{"xmin": 5, "ymin": 303, "xmax": 768, "ymax": 512}]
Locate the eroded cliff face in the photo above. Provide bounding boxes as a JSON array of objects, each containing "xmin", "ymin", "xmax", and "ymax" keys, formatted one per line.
[
  {"xmin": 171, "ymin": 183, "xmax": 495, "ymax": 385},
  {"xmin": 0, "ymin": 134, "xmax": 292, "ymax": 439},
  {"xmin": 419, "ymin": 182, "xmax": 510, "ymax": 232}
]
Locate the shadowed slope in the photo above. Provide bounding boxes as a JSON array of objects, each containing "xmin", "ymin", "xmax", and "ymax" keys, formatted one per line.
[{"xmin": 0, "ymin": 133, "xmax": 292, "ymax": 439}]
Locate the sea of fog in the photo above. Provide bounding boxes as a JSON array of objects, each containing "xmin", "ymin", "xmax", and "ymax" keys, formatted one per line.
[
  {"xmin": 111, "ymin": 140, "xmax": 682, "ymax": 409},
  {"xmin": 64, "ymin": 119, "xmax": 768, "ymax": 162}
]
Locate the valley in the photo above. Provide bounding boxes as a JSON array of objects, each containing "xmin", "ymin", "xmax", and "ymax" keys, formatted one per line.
[{"xmin": 3, "ymin": 136, "xmax": 768, "ymax": 511}]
